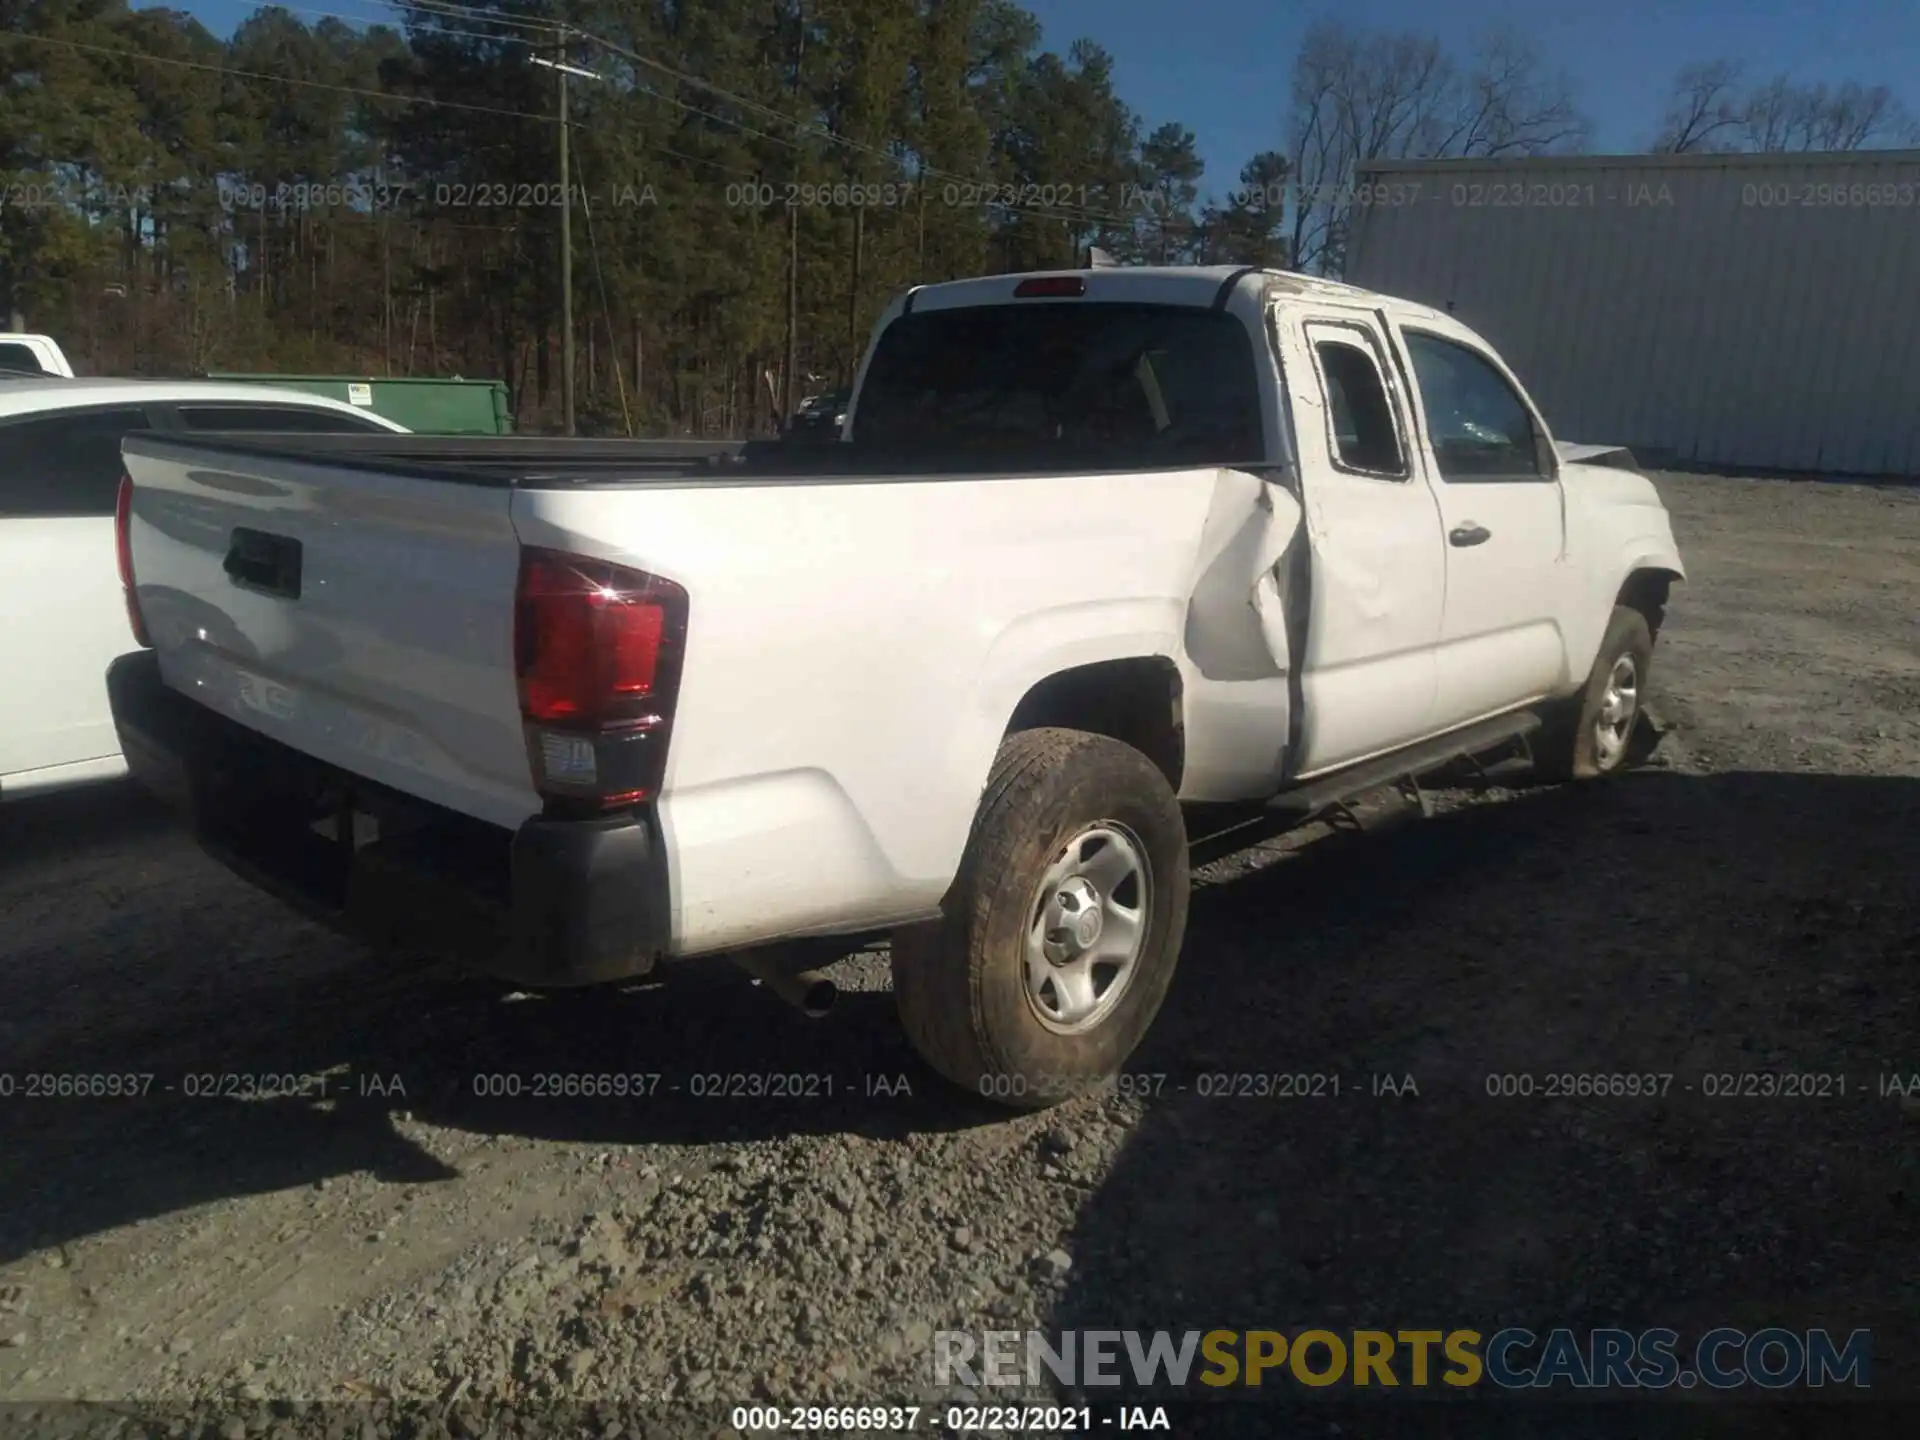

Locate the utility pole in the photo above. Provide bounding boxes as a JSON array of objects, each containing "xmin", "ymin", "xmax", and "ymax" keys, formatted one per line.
[
  {"xmin": 557, "ymin": 27, "xmax": 575, "ymax": 436},
  {"xmin": 529, "ymin": 39, "xmax": 595, "ymax": 433},
  {"xmin": 532, "ymin": 42, "xmax": 601, "ymax": 436},
  {"xmin": 781, "ymin": 3, "xmax": 804, "ymax": 427},
  {"xmin": 847, "ymin": 204, "xmax": 863, "ymax": 383},
  {"xmin": 782, "ymin": 201, "xmax": 797, "ymax": 424}
]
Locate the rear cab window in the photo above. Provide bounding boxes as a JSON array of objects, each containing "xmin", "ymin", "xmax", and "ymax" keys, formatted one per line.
[
  {"xmin": 851, "ymin": 302, "xmax": 1265, "ymax": 470},
  {"xmin": 0, "ymin": 342, "xmax": 56, "ymax": 375}
]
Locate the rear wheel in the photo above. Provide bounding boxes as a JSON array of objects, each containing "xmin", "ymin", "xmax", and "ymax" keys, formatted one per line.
[
  {"xmin": 1535, "ymin": 605, "xmax": 1654, "ymax": 781},
  {"xmin": 891, "ymin": 728, "xmax": 1189, "ymax": 1111}
]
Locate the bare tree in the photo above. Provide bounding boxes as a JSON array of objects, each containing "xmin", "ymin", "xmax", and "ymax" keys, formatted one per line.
[
  {"xmin": 1286, "ymin": 20, "xmax": 1590, "ymax": 275},
  {"xmin": 1653, "ymin": 62, "xmax": 1920, "ymax": 153},
  {"xmin": 1651, "ymin": 59, "xmax": 1746, "ymax": 153},
  {"xmin": 1743, "ymin": 77, "xmax": 1916, "ymax": 150}
]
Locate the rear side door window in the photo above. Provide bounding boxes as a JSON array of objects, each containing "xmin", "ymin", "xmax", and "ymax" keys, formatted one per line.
[
  {"xmin": 173, "ymin": 404, "xmax": 390, "ymax": 433},
  {"xmin": 0, "ymin": 406, "xmax": 154, "ymax": 518},
  {"xmin": 1401, "ymin": 331, "xmax": 1550, "ymax": 482},
  {"xmin": 1302, "ymin": 324, "xmax": 1408, "ymax": 479}
]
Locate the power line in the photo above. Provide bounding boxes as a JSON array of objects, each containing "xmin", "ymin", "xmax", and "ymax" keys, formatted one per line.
[
  {"xmin": 575, "ymin": 27, "xmax": 1143, "ymax": 230},
  {"xmin": 607, "ymin": 56, "xmax": 1136, "ymax": 231},
  {"xmin": 13, "ymin": 31, "xmax": 785, "ymax": 188},
  {"xmin": 580, "ymin": 30, "xmax": 852, "ymax": 145},
  {"xmin": 19, "ymin": 33, "xmax": 559, "ymax": 123},
  {"xmin": 389, "ymin": 0, "xmax": 565, "ymax": 36},
  {"xmin": 236, "ymin": 2, "xmax": 535, "ymax": 46},
  {"xmin": 135, "ymin": 4, "xmax": 1147, "ymax": 232},
  {"xmin": 21, "ymin": 27, "xmax": 1143, "ymax": 234},
  {"xmin": 576, "ymin": 56, "xmax": 1119, "ymax": 225},
  {"xmin": 619, "ymin": 75, "xmax": 814, "ymax": 159},
  {"xmin": 295, "ymin": 0, "xmax": 571, "ymax": 39}
]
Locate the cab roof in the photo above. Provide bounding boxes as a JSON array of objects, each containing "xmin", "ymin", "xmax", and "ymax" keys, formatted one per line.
[{"xmin": 894, "ymin": 264, "xmax": 1453, "ymax": 327}]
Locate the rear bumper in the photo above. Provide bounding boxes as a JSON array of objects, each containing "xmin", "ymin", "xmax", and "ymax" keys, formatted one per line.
[{"xmin": 106, "ymin": 650, "xmax": 669, "ymax": 986}]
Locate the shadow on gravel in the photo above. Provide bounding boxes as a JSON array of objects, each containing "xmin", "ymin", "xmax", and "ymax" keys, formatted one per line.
[
  {"xmin": 0, "ymin": 935, "xmax": 970, "ymax": 1263},
  {"xmin": 5, "ymin": 767, "xmax": 1919, "ymax": 1343},
  {"xmin": 1, "ymin": 753, "xmax": 1031, "ymax": 1261},
  {"xmin": 1044, "ymin": 769, "xmax": 1920, "ymax": 1439}
]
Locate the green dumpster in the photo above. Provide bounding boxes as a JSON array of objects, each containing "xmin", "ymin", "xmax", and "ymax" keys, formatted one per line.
[{"xmin": 204, "ymin": 373, "xmax": 513, "ymax": 435}]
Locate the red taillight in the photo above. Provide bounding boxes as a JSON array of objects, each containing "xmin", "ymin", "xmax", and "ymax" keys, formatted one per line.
[
  {"xmin": 115, "ymin": 472, "xmax": 151, "ymax": 648},
  {"xmin": 1013, "ymin": 276, "xmax": 1086, "ymax": 298},
  {"xmin": 514, "ymin": 547, "xmax": 688, "ymax": 810}
]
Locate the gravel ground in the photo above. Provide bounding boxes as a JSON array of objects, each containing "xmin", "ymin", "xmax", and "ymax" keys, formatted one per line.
[{"xmin": 0, "ymin": 471, "xmax": 1915, "ymax": 1438}]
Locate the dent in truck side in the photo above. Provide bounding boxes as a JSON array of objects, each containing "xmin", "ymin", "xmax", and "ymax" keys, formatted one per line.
[
  {"xmin": 1164, "ymin": 275, "xmax": 1308, "ymax": 801},
  {"xmin": 1267, "ymin": 299, "xmax": 1449, "ymax": 775}
]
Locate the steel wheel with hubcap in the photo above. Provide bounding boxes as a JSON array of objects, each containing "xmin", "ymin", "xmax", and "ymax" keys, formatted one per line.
[
  {"xmin": 1535, "ymin": 603, "xmax": 1655, "ymax": 781},
  {"xmin": 891, "ymin": 727, "xmax": 1189, "ymax": 1110},
  {"xmin": 1024, "ymin": 823, "xmax": 1150, "ymax": 1035},
  {"xmin": 1592, "ymin": 652, "xmax": 1640, "ymax": 771}
]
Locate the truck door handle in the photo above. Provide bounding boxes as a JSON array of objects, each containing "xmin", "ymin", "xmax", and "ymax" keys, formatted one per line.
[{"xmin": 1449, "ymin": 523, "xmax": 1491, "ymax": 548}]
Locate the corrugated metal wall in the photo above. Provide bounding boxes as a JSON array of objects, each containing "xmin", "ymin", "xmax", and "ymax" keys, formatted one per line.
[{"xmin": 1344, "ymin": 151, "xmax": 1920, "ymax": 475}]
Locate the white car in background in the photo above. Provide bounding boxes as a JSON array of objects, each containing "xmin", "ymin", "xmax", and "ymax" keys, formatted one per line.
[{"xmin": 0, "ymin": 376, "xmax": 409, "ymax": 799}]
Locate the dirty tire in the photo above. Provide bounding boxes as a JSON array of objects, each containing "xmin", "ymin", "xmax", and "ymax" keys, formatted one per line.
[
  {"xmin": 891, "ymin": 727, "xmax": 1189, "ymax": 1111},
  {"xmin": 1536, "ymin": 605, "xmax": 1655, "ymax": 781}
]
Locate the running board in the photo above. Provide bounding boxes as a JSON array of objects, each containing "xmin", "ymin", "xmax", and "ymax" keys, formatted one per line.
[{"xmin": 1265, "ymin": 711, "xmax": 1541, "ymax": 823}]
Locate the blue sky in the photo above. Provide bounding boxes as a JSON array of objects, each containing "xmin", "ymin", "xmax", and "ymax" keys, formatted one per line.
[{"xmin": 168, "ymin": 0, "xmax": 1920, "ymax": 196}]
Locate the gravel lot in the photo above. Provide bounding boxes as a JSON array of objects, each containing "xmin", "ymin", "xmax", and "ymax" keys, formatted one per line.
[{"xmin": 0, "ymin": 471, "xmax": 1915, "ymax": 1437}]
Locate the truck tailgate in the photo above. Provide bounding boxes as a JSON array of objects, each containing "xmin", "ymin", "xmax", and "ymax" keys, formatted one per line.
[{"xmin": 121, "ymin": 437, "xmax": 539, "ymax": 829}]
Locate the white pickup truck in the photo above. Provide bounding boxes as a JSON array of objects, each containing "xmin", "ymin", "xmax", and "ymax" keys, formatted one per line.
[
  {"xmin": 0, "ymin": 333, "xmax": 76, "ymax": 378},
  {"xmin": 108, "ymin": 265, "xmax": 1684, "ymax": 1107}
]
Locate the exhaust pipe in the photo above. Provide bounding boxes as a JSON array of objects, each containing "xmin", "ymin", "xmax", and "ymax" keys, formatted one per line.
[{"xmin": 731, "ymin": 949, "xmax": 838, "ymax": 1018}]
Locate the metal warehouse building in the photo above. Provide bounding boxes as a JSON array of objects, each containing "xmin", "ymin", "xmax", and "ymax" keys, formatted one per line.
[{"xmin": 1344, "ymin": 150, "xmax": 1920, "ymax": 476}]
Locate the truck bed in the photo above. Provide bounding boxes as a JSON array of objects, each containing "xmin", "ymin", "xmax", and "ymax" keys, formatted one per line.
[
  {"xmin": 118, "ymin": 427, "xmax": 1272, "ymax": 959},
  {"xmin": 126, "ymin": 433, "xmax": 761, "ymax": 486},
  {"xmin": 121, "ymin": 432, "xmax": 1256, "ymax": 488}
]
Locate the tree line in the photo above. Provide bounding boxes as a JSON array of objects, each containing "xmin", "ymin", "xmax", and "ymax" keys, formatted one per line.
[{"xmin": 2, "ymin": 1, "xmax": 1913, "ymax": 434}]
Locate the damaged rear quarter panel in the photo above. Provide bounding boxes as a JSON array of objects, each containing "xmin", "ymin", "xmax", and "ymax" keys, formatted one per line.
[{"xmin": 1176, "ymin": 466, "xmax": 1304, "ymax": 799}]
